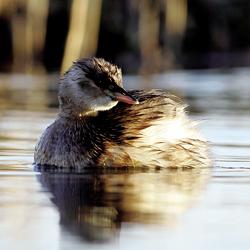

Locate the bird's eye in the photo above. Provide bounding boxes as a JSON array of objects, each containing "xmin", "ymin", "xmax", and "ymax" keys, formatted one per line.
[{"xmin": 109, "ymin": 85, "xmax": 115, "ymax": 90}]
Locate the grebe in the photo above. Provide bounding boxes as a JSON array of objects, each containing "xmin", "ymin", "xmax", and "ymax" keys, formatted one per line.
[{"xmin": 34, "ymin": 57, "xmax": 209, "ymax": 169}]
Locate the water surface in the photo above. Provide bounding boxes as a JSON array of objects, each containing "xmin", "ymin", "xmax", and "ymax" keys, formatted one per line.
[{"xmin": 1, "ymin": 70, "xmax": 250, "ymax": 250}]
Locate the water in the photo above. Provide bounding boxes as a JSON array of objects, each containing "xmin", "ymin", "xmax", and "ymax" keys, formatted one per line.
[{"xmin": 1, "ymin": 69, "xmax": 250, "ymax": 250}]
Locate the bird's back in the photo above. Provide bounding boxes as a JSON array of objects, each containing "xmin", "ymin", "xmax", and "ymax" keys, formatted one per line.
[
  {"xmin": 34, "ymin": 89, "xmax": 209, "ymax": 169},
  {"xmin": 95, "ymin": 89, "xmax": 209, "ymax": 168}
]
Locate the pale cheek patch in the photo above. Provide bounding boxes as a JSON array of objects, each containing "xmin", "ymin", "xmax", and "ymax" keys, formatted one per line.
[
  {"xmin": 81, "ymin": 81, "xmax": 118, "ymax": 111},
  {"xmin": 91, "ymin": 97, "xmax": 118, "ymax": 111},
  {"xmin": 73, "ymin": 83, "xmax": 118, "ymax": 112}
]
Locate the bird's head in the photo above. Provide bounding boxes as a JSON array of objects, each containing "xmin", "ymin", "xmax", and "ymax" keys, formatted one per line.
[{"xmin": 59, "ymin": 57, "xmax": 138, "ymax": 117}]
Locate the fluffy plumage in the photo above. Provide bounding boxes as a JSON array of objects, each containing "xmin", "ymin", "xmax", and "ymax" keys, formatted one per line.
[{"xmin": 34, "ymin": 58, "xmax": 209, "ymax": 169}]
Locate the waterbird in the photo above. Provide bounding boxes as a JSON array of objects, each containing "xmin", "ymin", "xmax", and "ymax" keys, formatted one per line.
[{"xmin": 34, "ymin": 57, "xmax": 209, "ymax": 169}]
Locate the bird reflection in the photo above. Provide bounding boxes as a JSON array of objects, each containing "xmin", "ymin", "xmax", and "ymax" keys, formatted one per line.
[{"xmin": 38, "ymin": 167, "xmax": 210, "ymax": 242}]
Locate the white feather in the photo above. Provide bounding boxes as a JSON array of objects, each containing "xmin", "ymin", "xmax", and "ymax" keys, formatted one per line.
[{"xmin": 108, "ymin": 116, "xmax": 206, "ymax": 167}]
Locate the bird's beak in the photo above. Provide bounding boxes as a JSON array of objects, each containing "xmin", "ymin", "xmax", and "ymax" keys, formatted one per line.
[
  {"xmin": 114, "ymin": 92, "xmax": 139, "ymax": 104},
  {"xmin": 113, "ymin": 87, "xmax": 139, "ymax": 105}
]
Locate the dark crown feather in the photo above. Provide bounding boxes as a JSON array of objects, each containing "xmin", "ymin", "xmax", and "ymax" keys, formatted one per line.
[{"xmin": 74, "ymin": 57, "xmax": 123, "ymax": 88}]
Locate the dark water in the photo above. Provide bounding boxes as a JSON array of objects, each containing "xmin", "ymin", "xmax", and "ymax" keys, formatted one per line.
[{"xmin": 1, "ymin": 70, "xmax": 250, "ymax": 250}]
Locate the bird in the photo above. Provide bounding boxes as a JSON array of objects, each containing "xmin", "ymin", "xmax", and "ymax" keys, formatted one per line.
[{"xmin": 34, "ymin": 57, "xmax": 209, "ymax": 170}]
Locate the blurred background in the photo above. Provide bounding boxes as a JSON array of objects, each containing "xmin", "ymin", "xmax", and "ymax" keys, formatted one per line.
[
  {"xmin": 0, "ymin": 0, "xmax": 250, "ymax": 75},
  {"xmin": 1, "ymin": 2, "xmax": 250, "ymax": 250}
]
